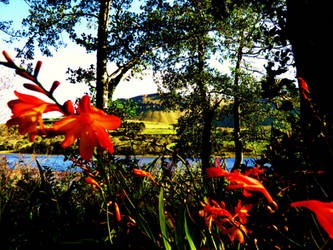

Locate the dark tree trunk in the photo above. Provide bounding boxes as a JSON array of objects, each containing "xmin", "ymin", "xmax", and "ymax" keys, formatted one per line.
[
  {"xmin": 196, "ymin": 38, "xmax": 214, "ymax": 173},
  {"xmin": 96, "ymin": 0, "xmax": 111, "ymax": 110},
  {"xmin": 201, "ymin": 108, "xmax": 214, "ymax": 172},
  {"xmin": 286, "ymin": 0, "xmax": 332, "ymax": 195},
  {"xmin": 233, "ymin": 97, "xmax": 243, "ymax": 169},
  {"xmin": 232, "ymin": 38, "xmax": 244, "ymax": 170}
]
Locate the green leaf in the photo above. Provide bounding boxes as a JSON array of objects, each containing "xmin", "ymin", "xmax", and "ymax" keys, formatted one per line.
[
  {"xmin": 166, "ymin": 142, "xmax": 177, "ymax": 151},
  {"xmin": 159, "ymin": 188, "xmax": 171, "ymax": 250},
  {"xmin": 184, "ymin": 209, "xmax": 197, "ymax": 250},
  {"xmin": 175, "ymin": 206, "xmax": 185, "ymax": 250}
]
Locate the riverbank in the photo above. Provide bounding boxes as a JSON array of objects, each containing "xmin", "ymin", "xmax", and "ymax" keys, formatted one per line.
[{"xmin": 0, "ymin": 124, "xmax": 267, "ymax": 158}]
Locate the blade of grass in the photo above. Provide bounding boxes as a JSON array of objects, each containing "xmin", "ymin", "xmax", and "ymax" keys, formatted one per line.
[
  {"xmin": 175, "ymin": 206, "xmax": 185, "ymax": 250},
  {"xmin": 184, "ymin": 208, "xmax": 197, "ymax": 250},
  {"xmin": 159, "ymin": 188, "xmax": 171, "ymax": 250}
]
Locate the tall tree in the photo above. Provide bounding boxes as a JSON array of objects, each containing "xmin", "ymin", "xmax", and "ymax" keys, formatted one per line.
[
  {"xmin": 154, "ymin": 0, "xmax": 229, "ymax": 172},
  {"xmin": 221, "ymin": 6, "xmax": 266, "ymax": 169},
  {"xmin": 95, "ymin": 0, "xmax": 111, "ymax": 109},
  {"xmin": 18, "ymin": 0, "xmax": 171, "ymax": 109},
  {"xmin": 156, "ymin": 1, "xmax": 282, "ymax": 172}
]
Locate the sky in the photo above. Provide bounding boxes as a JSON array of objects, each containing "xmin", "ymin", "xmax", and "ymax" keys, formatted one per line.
[{"xmin": 0, "ymin": 0, "xmax": 158, "ymax": 122}]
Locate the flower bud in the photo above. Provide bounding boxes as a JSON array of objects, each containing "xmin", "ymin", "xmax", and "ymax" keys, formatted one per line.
[
  {"xmin": 84, "ymin": 177, "xmax": 101, "ymax": 190},
  {"xmin": 63, "ymin": 100, "xmax": 75, "ymax": 115},
  {"xmin": 23, "ymin": 83, "xmax": 47, "ymax": 95},
  {"xmin": 33, "ymin": 61, "xmax": 42, "ymax": 78},
  {"xmin": 49, "ymin": 81, "xmax": 60, "ymax": 95},
  {"xmin": 2, "ymin": 51, "xmax": 15, "ymax": 66},
  {"xmin": 114, "ymin": 202, "xmax": 121, "ymax": 221}
]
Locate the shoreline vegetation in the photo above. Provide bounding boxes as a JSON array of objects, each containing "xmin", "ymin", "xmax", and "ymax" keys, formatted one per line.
[{"xmin": 0, "ymin": 122, "xmax": 266, "ymax": 159}]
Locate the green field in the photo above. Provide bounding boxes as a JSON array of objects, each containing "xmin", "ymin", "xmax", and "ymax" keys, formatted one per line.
[{"xmin": 130, "ymin": 120, "xmax": 176, "ymax": 135}]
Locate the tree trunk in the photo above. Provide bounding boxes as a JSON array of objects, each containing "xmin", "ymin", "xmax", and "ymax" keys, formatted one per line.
[
  {"xmin": 233, "ymin": 97, "xmax": 243, "ymax": 169},
  {"xmin": 232, "ymin": 39, "xmax": 244, "ymax": 170},
  {"xmin": 201, "ymin": 108, "xmax": 214, "ymax": 172},
  {"xmin": 96, "ymin": 0, "xmax": 111, "ymax": 110},
  {"xmin": 196, "ymin": 38, "xmax": 214, "ymax": 173},
  {"xmin": 286, "ymin": 0, "xmax": 332, "ymax": 196}
]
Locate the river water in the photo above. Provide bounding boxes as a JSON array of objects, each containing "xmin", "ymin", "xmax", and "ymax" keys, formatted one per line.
[{"xmin": 0, "ymin": 154, "xmax": 259, "ymax": 171}]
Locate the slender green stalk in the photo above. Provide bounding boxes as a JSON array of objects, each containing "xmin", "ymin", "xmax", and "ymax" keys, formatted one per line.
[
  {"xmin": 159, "ymin": 188, "xmax": 172, "ymax": 250},
  {"xmin": 101, "ymin": 191, "xmax": 113, "ymax": 244}
]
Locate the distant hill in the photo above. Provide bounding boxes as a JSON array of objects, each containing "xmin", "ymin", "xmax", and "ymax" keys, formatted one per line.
[
  {"xmin": 120, "ymin": 93, "xmax": 278, "ymax": 128},
  {"xmin": 120, "ymin": 93, "xmax": 182, "ymax": 124},
  {"xmin": 119, "ymin": 93, "xmax": 234, "ymax": 126}
]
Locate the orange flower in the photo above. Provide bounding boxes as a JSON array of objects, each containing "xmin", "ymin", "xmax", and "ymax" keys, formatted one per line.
[
  {"xmin": 233, "ymin": 200, "xmax": 252, "ymax": 224},
  {"xmin": 6, "ymin": 91, "xmax": 60, "ymax": 141},
  {"xmin": 133, "ymin": 168, "xmax": 155, "ymax": 182},
  {"xmin": 206, "ymin": 159, "xmax": 277, "ymax": 209},
  {"xmin": 243, "ymin": 165, "xmax": 264, "ymax": 179},
  {"xmin": 199, "ymin": 198, "xmax": 250, "ymax": 244},
  {"xmin": 199, "ymin": 198, "xmax": 233, "ymax": 231},
  {"xmin": 225, "ymin": 171, "xmax": 278, "ymax": 209},
  {"xmin": 53, "ymin": 95, "xmax": 121, "ymax": 160},
  {"xmin": 291, "ymin": 200, "xmax": 333, "ymax": 239},
  {"xmin": 206, "ymin": 159, "xmax": 229, "ymax": 178}
]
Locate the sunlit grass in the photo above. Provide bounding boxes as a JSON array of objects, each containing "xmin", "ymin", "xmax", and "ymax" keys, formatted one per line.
[{"xmin": 139, "ymin": 120, "xmax": 176, "ymax": 135}]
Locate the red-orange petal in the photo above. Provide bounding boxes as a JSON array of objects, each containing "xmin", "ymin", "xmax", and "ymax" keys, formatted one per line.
[
  {"xmin": 79, "ymin": 129, "xmax": 97, "ymax": 160},
  {"xmin": 13, "ymin": 91, "xmax": 45, "ymax": 105},
  {"xmin": 291, "ymin": 200, "xmax": 333, "ymax": 239},
  {"xmin": 97, "ymin": 115, "xmax": 121, "ymax": 130},
  {"xmin": 133, "ymin": 168, "xmax": 155, "ymax": 182},
  {"xmin": 78, "ymin": 95, "xmax": 91, "ymax": 113}
]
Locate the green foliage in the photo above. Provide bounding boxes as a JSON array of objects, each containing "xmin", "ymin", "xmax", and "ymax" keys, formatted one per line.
[{"xmin": 107, "ymin": 98, "xmax": 138, "ymax": 120}]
